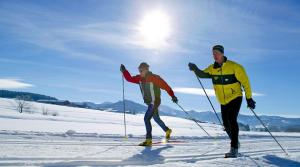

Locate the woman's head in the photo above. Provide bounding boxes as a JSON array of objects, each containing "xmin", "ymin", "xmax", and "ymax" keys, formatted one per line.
[{"xmin": 138, "ymin": 62, "xmax": 149, "ymax": 77}]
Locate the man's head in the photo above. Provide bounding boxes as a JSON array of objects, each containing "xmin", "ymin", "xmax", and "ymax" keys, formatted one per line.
[
  {"xmin": 212, "ymin": 45, "xmax": 224, "ymax": 64},
  {"xmin": 138, "ymin": 62, "xmax": 149, "ymax": 77}
]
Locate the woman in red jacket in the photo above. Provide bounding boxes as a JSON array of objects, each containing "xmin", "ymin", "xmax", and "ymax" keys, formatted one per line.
[{"xmin": 120, "ymin": 62, "xmax": 178, "ymax": 146}]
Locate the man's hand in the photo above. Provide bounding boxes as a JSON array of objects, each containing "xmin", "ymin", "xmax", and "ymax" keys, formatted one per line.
[
  {"xmin": 188, "ymin": 63, "xmax": 198, "ymax": 71},
  {"xmin": 120, "ymin": 64, "xmax": 126, "ymax": 73},
  {"xmin": 247, "ymin": 98, "xmax": 256, "ymax": 109},
  {"xmin": 172, "ymin": 96, "xmax": 178, "ymax": 103}
]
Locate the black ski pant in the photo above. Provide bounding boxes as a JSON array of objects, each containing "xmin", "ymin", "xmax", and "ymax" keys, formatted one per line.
[{"xmin": 221, "ymin": 96, "xmax": 242, "ymax": 149}]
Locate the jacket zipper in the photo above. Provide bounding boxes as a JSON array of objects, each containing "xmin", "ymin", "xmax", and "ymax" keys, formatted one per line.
[{"xmin": 220, "ymin": 66, "xmax": 226, "ymax": 104}]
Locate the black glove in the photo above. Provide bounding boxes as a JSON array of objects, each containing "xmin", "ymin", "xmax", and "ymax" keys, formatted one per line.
[
  {"xmin": 188, "ymin": 63, "xmax": 198, "ymax": 71},
  {"xmin": 120, "ymin": 64, "xmax": 126, "ymax": 73},
  {"xmin": 246, "ymin": 98, "xmax": 256, "ymax": 109},
  {"xmin": 172, "ymin": 96, "xmax": 178, "ymax": 103}
]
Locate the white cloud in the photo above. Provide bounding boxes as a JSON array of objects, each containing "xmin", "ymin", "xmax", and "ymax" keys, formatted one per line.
[
  {"xmin": 252, "ymin": 92, "xmax": 265, "ymax": 97},
  {"xmin": 0, "ymin": 3, "xmax": 189, "ymax": 66},
  {"xmin": 49, "ymin": 84, "xmax": 120, "ymax": 95},
  {"xmin": 174, "ymin": 87, "xmax": 265, "ymax": 97},
  {"xmin": 174, "ymin": 87, "xmax": 216, "ymax": 96},
  {"xmin": 0, "ymin": 79, "xmax": 33, "ymax": 89}
]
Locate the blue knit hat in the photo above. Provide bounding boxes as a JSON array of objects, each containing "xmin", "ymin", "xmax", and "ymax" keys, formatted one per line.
[{"xmin": 213, "ymin": 45, "xmax": 224, "ymax": 54}]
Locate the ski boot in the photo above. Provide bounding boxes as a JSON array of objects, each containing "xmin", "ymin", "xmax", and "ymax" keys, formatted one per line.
[
  {"xmin": 225, "ymin": 147, "xmax": 238, "ymax": 158},
  {"xmin": 138, "ymin": 139, "xmax": 152, "ymax": 146},
  {"xmin": 165, "ymin": 129, "xmax": 172, "ymax": 141}
]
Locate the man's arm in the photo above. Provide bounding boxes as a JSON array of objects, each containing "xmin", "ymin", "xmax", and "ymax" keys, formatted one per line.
[
  {"xmin": 235, "ymin": 63, "xmax": 256, "ymax": 109},
  {"xmin": 188, "ymin": 63, "xmax": 211, "ymax": 78},
  {"xmin": 194, "ymin": 68, "xmax": 211, "ymax": 78},
  {"xmin": 235, "ymin": 64, "xmax": 252, "ymax": 99}
]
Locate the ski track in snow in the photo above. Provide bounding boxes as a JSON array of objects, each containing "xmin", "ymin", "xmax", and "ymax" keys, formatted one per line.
[
  {"xmin": 0, "ymin": 131, "xmax": 300, "ymax": 167},
  {"xmin": 0, "ymin": 98, "xmax": 299, "ymax": 166}
]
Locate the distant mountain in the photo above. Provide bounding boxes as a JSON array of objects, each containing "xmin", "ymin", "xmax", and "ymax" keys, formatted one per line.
[
  {"xmin": 98, "ymin": 100, "xmax": 147, "ymax": 114},
  {"xmin": 95, "ymin": 99, "xmax": 300, "ymax": 132},
  {"xmin": 71, "ymin": 100, "xmax": 147, "ymax": 114},
  {"xmin": 238, "ymin": 114, "xmax": 300, "ymax": 132},
  {"xmin": 0, "ymin": 90, "xmax": 57, "ymax": 101},
  {"xmin": 1, "ymin": 89, "xmax": 298, "ymax": 132}
]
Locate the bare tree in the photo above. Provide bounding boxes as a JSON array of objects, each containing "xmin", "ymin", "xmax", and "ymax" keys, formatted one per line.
[
  {"xmin": 41, "ymin": 105, "xmax": 48, "ymax": 115},
  {"xmin": 15, "ymin": 95, "xmax": 31, "ymax": 113}
]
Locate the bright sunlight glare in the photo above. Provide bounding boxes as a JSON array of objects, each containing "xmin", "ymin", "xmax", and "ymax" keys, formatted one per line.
[{"xmin": 138, "ymin": 9, "xmax": 171, "ymax": 49}]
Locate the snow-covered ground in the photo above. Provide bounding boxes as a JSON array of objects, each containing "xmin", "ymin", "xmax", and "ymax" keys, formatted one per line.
[{"xmin": 0, "ymin": 98, "xmax": 299, "ymax": 166}]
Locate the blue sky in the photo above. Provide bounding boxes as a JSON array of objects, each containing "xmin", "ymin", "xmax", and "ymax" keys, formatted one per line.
[{"xmin": 0, "ymin": 0, "xmax": 299, "ymax": 117}]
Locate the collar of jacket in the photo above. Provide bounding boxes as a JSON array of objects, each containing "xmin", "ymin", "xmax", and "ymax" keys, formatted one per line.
[
  {"xmin": 141, "ymin": 71, "xmax": 153, "ymax": 81},
  {"xmin": 213, "ymin": 56, "xmax": 228, "ymax": 69}
]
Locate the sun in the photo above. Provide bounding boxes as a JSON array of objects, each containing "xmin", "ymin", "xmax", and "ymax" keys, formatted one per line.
[{"xmin": 137, "ymin": 9, "xmax": 171, "ymax": 49}]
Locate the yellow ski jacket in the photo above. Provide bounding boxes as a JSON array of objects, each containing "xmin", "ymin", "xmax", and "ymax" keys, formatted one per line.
[{"xmin": 195, "ymin": 57, "xmax": 252, "ymax": 105}]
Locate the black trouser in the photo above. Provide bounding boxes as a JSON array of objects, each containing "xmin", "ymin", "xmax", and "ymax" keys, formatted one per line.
[{"xmin": 221, "ymin": 96, "xmax": 242, "ymax": 149}]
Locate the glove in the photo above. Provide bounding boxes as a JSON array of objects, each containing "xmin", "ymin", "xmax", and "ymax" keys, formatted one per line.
[
  {"xmin": 188, "ymin": 63, "xmax": 198, "ymax": 71},
  {"xmin": 246, "ymin": 98, "xmax": 256, "ymax": 109},
  {"xmin": 172, "ymin": 96, "xmax": 178, "ymax": 103},
  {"xmin": 120, "ymin": 64, "xmax": 126, "ymax": 73}
]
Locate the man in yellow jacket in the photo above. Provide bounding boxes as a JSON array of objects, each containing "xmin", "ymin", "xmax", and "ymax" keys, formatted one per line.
[{"xmin": 188, "ymin": 45, "xmax": 256, "ymax": 158}]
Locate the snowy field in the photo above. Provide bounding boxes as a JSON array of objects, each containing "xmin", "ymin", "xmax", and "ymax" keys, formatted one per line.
[{"xmin": 0, "ymin": 98, "xmax": 299, "ymax": 166}]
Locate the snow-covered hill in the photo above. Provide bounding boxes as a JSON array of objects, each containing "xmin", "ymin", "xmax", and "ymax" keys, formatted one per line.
[
  {"xmin": 0, "ymin": 98, "xmax": 299, "ymax": 166},
  {"xmin": 3, "ymin": 88, "xmax": 297, "ymax": 132},
  {"xmin": 96, "ymin": 100, "xmax": 300, "ymax": 132}
]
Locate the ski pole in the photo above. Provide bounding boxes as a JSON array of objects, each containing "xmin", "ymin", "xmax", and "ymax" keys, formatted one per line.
[
  {"xmin": 122, "ymin": 75, "xmax": 127, "ymax": 139},
  {"xmin": 175, "ymin": 103, "xmax": 212, "ymax": 138},
  {"xmin": 249, "ymin": 108, "xmax": 288, "ymax": 155},
  {"xmin": 195, "ymin": 75, "xmax": 223, "ymax": 126}
]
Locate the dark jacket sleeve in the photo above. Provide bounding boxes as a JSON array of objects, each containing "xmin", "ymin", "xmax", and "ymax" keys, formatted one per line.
[{"xmin": 194, "ymin": 66, "xmax": 211, "ymax": 78}]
